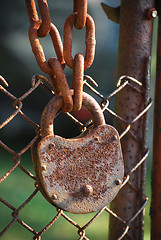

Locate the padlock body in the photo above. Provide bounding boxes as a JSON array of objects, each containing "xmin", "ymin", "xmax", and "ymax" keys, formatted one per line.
[{"xmin": 33, "ymin": 124, "xmax": 124, "ymax": 214}]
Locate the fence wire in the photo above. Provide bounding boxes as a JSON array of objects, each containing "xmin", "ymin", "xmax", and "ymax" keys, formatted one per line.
[{"xmin": 0, "ymin": 73, "xmax": 151, "ymax": 240}]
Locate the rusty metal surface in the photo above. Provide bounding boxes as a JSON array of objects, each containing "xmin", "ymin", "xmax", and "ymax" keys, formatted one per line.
[
  {"xmin": 26, "ymin": 0, "xmax": 95, "ymax": 113},
  {"xmin": 108, "ymin": 0, "xmax": 154, "ymax": 239},
  {"xmin": 0, "ymin": 71, "xmax": 151, "ymax": 238},
  {"xmin": 151, "ymin": 2, "xmax": 161, "ymax": 238},
  {"xmin": 25, "ymin": 0, "xmax": 51, "ymax": 37},
  {"xmin": 37, "ymin": 125, "xmax": 124, "ymax": 213},
  {"xmin": 0, "ymin": 0, "xmax": 154, "ymax": 238},
  {"xmin": 28, "ymin": 22, "xmax": 64, "ymax": 75},
  {"xmin": 73, "ymin": 0, "xmax": 88, "ymax": 30},
  {"xmin": 32, "ymin": 91, "xmax": 124, "ymax": 213},
  {"xmin": 63, "ymin": 13, "xmax": 96, "ymax": 70},
  {"xmin": 40, "ymin": 91, "xmax": 106, "ymax": 138},
  {"xmin": 72, "ymin": 53, "xmax": 84, "ymax": 111},
  {"xmin": 48, "ymin": 58, "xmax": 73, "ymax": 112}
]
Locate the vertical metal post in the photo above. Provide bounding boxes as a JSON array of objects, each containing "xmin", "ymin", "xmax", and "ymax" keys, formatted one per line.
[
  {"xmin": 108, "ymin": 0, "xmax": 154, "ymax": 239},
  {"xmin": 151, "ymin": 2, "xmax": 161, "ymax": 239}
]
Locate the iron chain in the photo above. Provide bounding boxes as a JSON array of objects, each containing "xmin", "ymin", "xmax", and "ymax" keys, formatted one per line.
[{"xmin": 25, "ymin": 0, "xmax": 96, "ymax": 112}]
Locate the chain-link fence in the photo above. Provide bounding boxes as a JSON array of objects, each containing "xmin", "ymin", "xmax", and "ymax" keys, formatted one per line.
[{"xmin": 0, "ymin": 72, "xmax": 152, "ymax": 239}]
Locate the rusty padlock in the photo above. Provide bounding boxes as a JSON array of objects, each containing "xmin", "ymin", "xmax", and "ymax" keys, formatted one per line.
[{"xmin": 31, "ymin": 91, "xmax": 124, "ymax": 213}]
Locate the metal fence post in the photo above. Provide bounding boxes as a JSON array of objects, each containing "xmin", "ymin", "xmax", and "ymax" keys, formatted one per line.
[{"xmin": 108, "ymin": 0, "xmax": 154, "ymax": 239}]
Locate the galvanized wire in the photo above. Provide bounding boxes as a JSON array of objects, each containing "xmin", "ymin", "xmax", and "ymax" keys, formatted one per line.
[{"xmin": 0, "ymin": 74, "xmax": 150, "ymax": 239}]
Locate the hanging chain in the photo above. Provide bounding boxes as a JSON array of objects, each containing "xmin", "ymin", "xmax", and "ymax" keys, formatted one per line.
[
  {"xmin": 25, "ymin": 0, "xmax": 96, "ymax": 112},
  {"xmin": 73, "ymin": 0, "xmax": 87, "ymax": 29},
  {"xmin": 25, "ymin": 0, "xmax": 51, "ymax": 37},
  {"xmin": 63, "ymin": 7, "xmax": 96, "ymax": 111}
]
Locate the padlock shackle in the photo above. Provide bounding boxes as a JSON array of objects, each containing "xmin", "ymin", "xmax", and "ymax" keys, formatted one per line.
[{"xmin": 41, "ymin": 91, "xmax": 105, "ymax": 138}]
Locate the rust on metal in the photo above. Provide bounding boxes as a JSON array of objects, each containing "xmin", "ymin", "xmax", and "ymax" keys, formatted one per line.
[
  {"xmin": 26, "ymin": 0, "xmax": 95, "ymax": 114},
  {"xmin": 36, "ymin": 124, "xmax": 124, "ymax": 213},
  {"xmin": 50, "ymin": 23, "xmax": 65, "ymax": 67},
  {"xmin": 40, "ymin": 91, "xmax": 106, "ymax": 138},
  {"xmin": 63, "ymin": 12, "xmax": 96, "ymax": 70},
  {"xmin": 108, "ymin": 0, "xmax": 154, "ymax": 239},
  {"xmin": 48, "ymin": 57, "xmax": 73, "ymax": 113},
  {"xmin": 37, "ymin": 0, "xmax": 51, "ymax": 37},
  {"xmin": 25, "ymin": 0, "xmax": 39, "ymax": 23},
  {"xmin": 72, "ymin": 53, "xmax": 84, "ymax": 111},
  {"xmin": 0, "ymin": 68, "xmax": 152, "ymax": 237},
  {"xmin": 73, "ymin": 0, "xmax": 88, "ymax": 29},
  {"xmin": 25, "ymin": 0, "xmax": 51, "ymax": 37},
  {"xmin": 79, "ymin": 184, "xmax": 93, "ymax": 197},
  {"xmin": 0, "ymin": 75, "xmax": 9, "ymax": 87},
  {"xmin": 31, "ymin": 92, "xmax": 124, "ymax": 213},
  {"xmin": 151, "ymin": 1, "xmax": 161, "ymax": 239},
  {"xmin": 29, "ymin": 21, "xmax": 64, "ymax": 75},
  {"xmin": 29, "ymin": 21, "xmax": 53, "ymax": 74},
  {"xmin": 146, "ymin": 8, "xmax": 157, "ymax": 20},
  {"xmin": 48, "ymin": 74, "xmax": 61, "ymax": 94},
  {"xmin": 73, "ymin": 0, "xmax": 78, "ymax": 12}
]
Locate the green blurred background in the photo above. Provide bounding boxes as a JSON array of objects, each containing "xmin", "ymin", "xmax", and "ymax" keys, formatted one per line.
[{"xmin": 0, "ymin": 0, "xmax": 157, "ymax": 239}]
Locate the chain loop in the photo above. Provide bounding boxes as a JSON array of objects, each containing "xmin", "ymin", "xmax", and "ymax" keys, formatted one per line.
[
  {"xmin": 73, "ymin": 0, "xmax": 88, "ymax": 30},
  {"xmin": 63, "ymin": 13, "xmax": 96, "ymax": 70},
  {"xmin": 48, "ymin": 58, "xmax": 73, "ymax": 112},
  {"xmin": 25, "ymin": 0, "xmax": 51, "ymax": 38},
  {"xmin": 29, "ymin": 21, "xmax": 65, "ymax": 74},
  {"xmin": 72, "ymin": 53, "xmax": 84, "ymax": 111},
  {"xmin": 73, "ymin": 0, "xmax": 79, "ymax": 12},
  {"xmin": 50, "ymin": 24, "xmax": 66, "ymax": 68},
  {"xmin": 26, "ymin": 0, "xmax": 96, "ymax": 112}
]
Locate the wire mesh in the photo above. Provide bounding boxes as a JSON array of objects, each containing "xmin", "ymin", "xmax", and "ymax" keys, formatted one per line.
[{"xmin": 0, "ymin": 74, "xmax": 151, "ymax": 239}]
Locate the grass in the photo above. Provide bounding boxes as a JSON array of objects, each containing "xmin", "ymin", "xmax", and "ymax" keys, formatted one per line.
[{"xmin": 0, "ymin": 150, "xmax": 151, "ymax": 240}]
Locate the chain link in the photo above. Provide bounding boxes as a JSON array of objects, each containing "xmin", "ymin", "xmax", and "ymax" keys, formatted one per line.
[
  {"xmin": 72, "ymin": 53, "xmax": 84, "ymax": 111},
  {"xmin": 26, "ymin": 0, "xmax": 74, "ymax": 112},
  {"xmin": 28, "ymin": 21, "xmax": 65, "ymax": 74},
  {"xmin": 26, "ymin": 0, "xmax": 95, "ymax": 112},
  {"xmin": 73, "ymin": 0, "xmax": 88, "ymax": 29},
  {"xmin": 25, "ymin": 0, "xmax": 51, "ymax": 37},
  {"xmin": 64, "ymin": 2, "xmax": 95, "ymax": 110},
  {"xmin": 63, "ymin": 13, "xmax": 95, "ymax": 70},
  {"xmin": 48, "ymin": 57, "xmax": 73, "ymax": 112}
]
